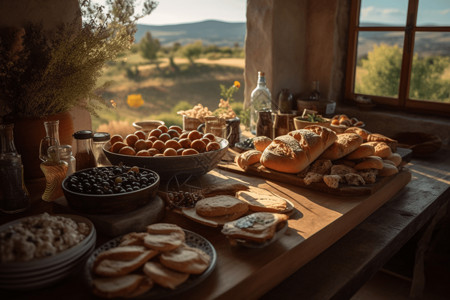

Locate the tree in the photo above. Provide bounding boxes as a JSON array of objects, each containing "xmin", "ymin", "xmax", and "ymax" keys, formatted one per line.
[
  {"xmin": 181, "ymin": 41, "xmax": 202, "ymax": 65},
  {"xmin": 139, "ymin": 32, "xmax": 160, "ymax": 64},
  {"xmin": 356, "ymin": 43, "xmax": 450, "ymax": 102}
]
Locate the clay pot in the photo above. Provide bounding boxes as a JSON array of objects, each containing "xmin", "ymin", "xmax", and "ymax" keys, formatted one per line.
[{"xmin": 13, "ymin": 112, "xmax": 74, "ymax": 179}]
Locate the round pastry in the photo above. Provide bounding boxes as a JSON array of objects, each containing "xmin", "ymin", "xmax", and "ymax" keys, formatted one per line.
[
  {"xmin": 191, "ymin": 140, "xmax": 206, "ymax": 153},
  {"xmin": 136, "ymin": 150, "xmax": 150, "ymax": 156},
  {"xmin": 159, "ymin": 244, "xmax": 210, "ymax": 275},
  {"xmin": 178, "ymin": 138, "xmax": 191, "ymax": 149},
  {"xmin": 236, "ymin": 149, "xmax": 262, "ymax": 170},
  {"xmin": 134, "ymin": 139, "xmax": 147, "ymax": 151},
  {"xmin": 203, "ymin": 133, "xmax": 216, "ymax": 141},
  {"xmin": 144, "ymin": 140, "xmax": 153, "ymax": 149},
  {"xmin": 165, "ymin": 140, "xmax": 182, "ymax": 150},
  {"xmin": 163, "ymin": 148, "xmax": 177, "ymax": 156},
  {"xmin": 147, "ymin": 148, "xmax": 160, "ymax": 156},
  {"xmin": 152, "ymin": 140, "xmax": 166, "ymax": 152},
  {"xmin": 378, "ymin": 162, "xmax": 399, "ymax": 176},
  {"xmin": 167, "ymin": 129, "xmax": 180, "ymax": 138},
  {"xmin": 110, "ymin": 134, "xmax": 124, "ymax": 145},
  {"xmin": 157, "ymin": 125, "xmax": 169, "ymax": 133},
  {"xmin": 159, "ymin": 133, "xmax": 171, "ymax": 142},
  {"xmin": 187, "ymin": 130, "xmax": 202, "ymax": 141},
  {"xmin": 111, "ymin": 141, "xmax": 127, "ymax": 153},
  {"xmin": 169, "ymin": 125, "xmax": 183, "ymax": 134},
  {"xmin": 149, "ymin": 129, "xmax": 163, "ymax": 138},
  {"xmin": 176, "ymin": 148, "xmax": 185, "ymax": 155},
  {"xmin": 134, "ymin": 130, "xmax": 146, "ymax": 140},
  {"xmin": 206, "ymin": 141, "xmax": 220, "ymax": 151},
  {"xmin": 182, "ymin": 148, "xmax": 199, "ymax": 156},
  {"xmin": 119, "ymin": 146, "xmax": 136, "ymax": 156},
  {"xmin": 125, "ymin": 134, "xmax": 139, "ymax": 147},
  {"xmin": 354, "ymin": 156, "xmax": 384, "ymax": 170},
  {"xmin": 148, "ymin": 136, "xmax": 158, "ymax": 142}
]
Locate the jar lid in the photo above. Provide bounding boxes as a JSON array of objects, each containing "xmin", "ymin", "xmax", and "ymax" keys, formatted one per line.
[
  {"xmin": 73, "ymin": 130, "xmax": 93, "ymax": 139},
  {"xmin": 93, "ymin": 132, "xmax": 110, "ymax": 142}
]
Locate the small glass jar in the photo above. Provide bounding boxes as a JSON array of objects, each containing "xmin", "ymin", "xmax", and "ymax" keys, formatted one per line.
[
  {"xmin": 92, "ymin": 132, "xmax": 111, "ymax": 167},
  {"xmin": 73, "ymin": 130, "xmax": 96, "ymax": 171},
  {"xmin": 59, "ymin": 145, "xmax": 76, "ymax": 176}
]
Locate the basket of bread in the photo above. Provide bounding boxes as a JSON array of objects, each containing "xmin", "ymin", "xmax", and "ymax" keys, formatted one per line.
[
  {"xmin": 234, "ymin": 125, "xmax": 402, "ymax": 194},
  {"xmin": 103, "ymin": 124, "xmax": 229, "ymax": 180},
  {"xmin": 85, "ymin": 223, "xmax": 216, "ymax": 298},
  {"xmin": 330, "ymin": 114, "xmax": 365, "ymax": 133}
]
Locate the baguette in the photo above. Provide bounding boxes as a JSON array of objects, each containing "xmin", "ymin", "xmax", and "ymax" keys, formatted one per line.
[
  {"xmin": 260, "ymin": 127, "xmax": 336, "ymax": 174},
  {"xmin": 319, "ymin": 133, "xmax": 363, "ymax": 160}
]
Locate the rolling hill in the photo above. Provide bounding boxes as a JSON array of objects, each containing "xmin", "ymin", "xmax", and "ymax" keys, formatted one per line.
[{"xmin": 135, "ymin": 20, "xmax": 246, "ymax": 47}]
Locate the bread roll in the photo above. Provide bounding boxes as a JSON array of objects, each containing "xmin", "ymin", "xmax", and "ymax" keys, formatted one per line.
[
  {"xmin": 345, "ymin": 143, "xmax": 375, "ymax": 160},
  {"xmin": 253, "ymin": 136, "xmax": 272, "ymax": 152},
  {"xmin": 319, "ymin": 133, "xmax": 363, "ymax": 160},
  {"xmin": 260, "ymin": 127, "xmax": 336, "ymax": 174},
  {"xmin": 344, "ymin": 127, "xmax": 370, "ymax": 140},
  {"xmin": 366, "ymin": 133, "xmax": 398, "ymax": 152},
  {"xmin": 354, "ymin": 156, "xmax": 384, "ymax": 170},
  {"xmin": 236, "ymin": 149, "xmax": 262, "ymax": 170},
  {"xmin": 365, "ymin": 141, "xmax": 392, "ymax": 158},
  {"xmin": 379, "ymin": 162, "xmax": 399, "ymax": 176}
]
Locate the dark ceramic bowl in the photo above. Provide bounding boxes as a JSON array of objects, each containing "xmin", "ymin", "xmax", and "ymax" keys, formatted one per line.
[
  {"xmin": 62, "ymin": 166, "xmax": 160, "ymax": 215},
  {"xmin": 103, "ymin": 138, "xmax": 229, "ymax": 181}
]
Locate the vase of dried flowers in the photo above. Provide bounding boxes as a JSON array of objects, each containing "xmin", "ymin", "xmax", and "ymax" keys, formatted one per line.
[{"xmin": 0, "ymin": 0, "xmax": 157, "ymax": 179}]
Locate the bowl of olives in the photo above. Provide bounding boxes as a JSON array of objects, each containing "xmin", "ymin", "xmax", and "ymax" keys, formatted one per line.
[{"xmin": 62, "ymin": 165, "xmax": 160, "ymax": 214}]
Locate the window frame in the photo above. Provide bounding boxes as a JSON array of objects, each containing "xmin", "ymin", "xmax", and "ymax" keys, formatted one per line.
[{"xmin": 345, "ymin": 0, "xmax": 450, "ymax": 116}]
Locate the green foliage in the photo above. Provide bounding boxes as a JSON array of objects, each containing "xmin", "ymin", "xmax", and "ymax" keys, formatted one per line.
[
  {"xmin": 356, "ymin": 43, "xmax": 450, "ymax": 101},
  {"xmin": 180, "ymin": 41, "xmax": 203, "ymax": 65},
  {"xmin": 220, "ymin": 82, "xmax": 239, "ymax": 103},
  {"xmin": 172, "ymin": 101, "xmax": 192, "ymax": 114},
  {"xmin": 0, "ymin": 0, "xmax": 157, "ymax": 118},
  {"xmin": 356, "ymin": 44, "xmax": 402, "ymax": 97},
  {"xmin": 139, "ymin": 32, "xmax": 161, "ymax": 62}
]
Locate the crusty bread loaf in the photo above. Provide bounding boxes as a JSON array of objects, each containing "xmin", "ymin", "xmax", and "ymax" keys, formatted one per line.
[
  {"xmin": 253, "ymin": 136, "xmax": 272, "ymax": 152},
  {"xmin": 345, "ymin": 143, "xmax": 375, "ymax": 160},
  {"xmin": 143, "ymin": 261, "xmax": 189, "ymax": 290},
  {"xmin": 319, "ymin": 133, "xmax": 363, "ymax": 160},
  {"xmin": 365, "ymin": 141, "xmax": 392, "ymax": 158},
  {"xmin": 159, "ymin": 244, "xmax": 210, "ymax": 274},
  {"xmin": 195, "ymin": 195, "xmax": 249, "ymax": 217},
  {"xmin": 93, "ymin": 274, "xmax": 145, "ymax": 299},
  {"xmin": 221, "ymin": 212, "xmax": 289, "ymax": 243},
  {"xmin": 344, "ymin": 127, "xmax": 370, "ymax": 140},
  {"xmin": 260, "ymin": 127, "xmax": 336, "ymax": 174},
  {"xmin": 236, "ymin": 149, "xmax": 262, "ymax": 170}
]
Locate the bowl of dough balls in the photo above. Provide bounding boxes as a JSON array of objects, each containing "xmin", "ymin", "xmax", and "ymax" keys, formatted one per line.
[
  {"xmin": 329, "ymin": 114, "xmax": 365, "ymax": 133},
  {"xmin": 103, "ymin": 124, "xmax": 229, "ymax": 181}
]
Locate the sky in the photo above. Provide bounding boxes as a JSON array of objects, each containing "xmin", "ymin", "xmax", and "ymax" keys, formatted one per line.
[
  {"xmin": 127, "ymin": 0, "xmax": 246, "ymax": 25},
  {"xmin": 360, "ymin": 0, "xmax": 450, "ymax": 26}
]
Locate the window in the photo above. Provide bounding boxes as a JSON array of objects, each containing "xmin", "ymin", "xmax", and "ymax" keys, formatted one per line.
[{"xmin": 345, "ymin": 0, "xmax": 450, "ymax": 115}]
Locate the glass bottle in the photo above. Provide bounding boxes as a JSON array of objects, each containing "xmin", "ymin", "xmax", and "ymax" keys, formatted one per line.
[
  {"xmin": 40, "ymin": 145, "xmax": 68, "ymax": 202},
  {"xmin": 92, "ymin": 132, "xmax": 111, "ymax": 167},
  {"xmin": 309, "ymin": 81, "xmax": 321, "ymax": 101},
  {"xmin": 250, "ymin": 71, "xmax": 272, "ymax": 135},
  {"xmin": 0, "ymin": 124, "xmax": 30, "ymax": 213},
  {"xmin": 39, "ymin": 120, "xmax": 60, "ymax": 162},
  {"xmin": 59, "ymin": 145, "xmax": 76, "ymax": 176},
  {"xmin": 73, "ymin": 130, "xmax": 96, "ymax": 171}
]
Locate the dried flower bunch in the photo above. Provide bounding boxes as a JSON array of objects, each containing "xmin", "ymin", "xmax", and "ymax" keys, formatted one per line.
[{"xmin": 0, "ymin": 0, "xmax": 157, "ymax": 119}]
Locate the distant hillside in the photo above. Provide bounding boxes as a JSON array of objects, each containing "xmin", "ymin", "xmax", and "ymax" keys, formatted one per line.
[{"xmin": 135, "ymin": 20, "xmax": 246, "ymax": 47}]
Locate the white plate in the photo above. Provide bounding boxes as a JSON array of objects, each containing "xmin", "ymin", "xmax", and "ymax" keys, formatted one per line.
[
  {"xmin": 85, "ymin": 229, "xmax": 217, "ymax": 299},
  {"xmin": 0, "ymin": 214, "xmax": 95, "ymax": 271}
]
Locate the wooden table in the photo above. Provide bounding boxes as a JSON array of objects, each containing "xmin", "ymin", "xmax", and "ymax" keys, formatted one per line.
[{"xmin": 1, "ymin": 148, "xmax": 449, "ymax": 300}]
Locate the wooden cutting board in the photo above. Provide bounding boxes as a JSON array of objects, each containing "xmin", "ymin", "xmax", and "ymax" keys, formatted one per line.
[{"xmin": 218, "ymin": 147, "xmax": 413, "ymax": 196}]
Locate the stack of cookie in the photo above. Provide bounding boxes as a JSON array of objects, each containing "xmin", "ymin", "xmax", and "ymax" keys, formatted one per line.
[{"xmin": 91, "ymin": 223, "xmax": 210, "ymax": 298}]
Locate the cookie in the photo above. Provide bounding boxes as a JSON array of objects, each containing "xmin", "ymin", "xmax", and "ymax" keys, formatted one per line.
[
  {"xmin": 143, "ymin": 261, "xmax": 189, "ymax": 290},
  {"xmin": 159, "ymin": 244, "xmax": 210, "ymax": 275},
  {"xmin": 143, "ymin": 231, "xmax": 185, "ymax": 252},
  {"xmin": 94, "ymin": 250, "xmax": 158, "ymax": 277}
]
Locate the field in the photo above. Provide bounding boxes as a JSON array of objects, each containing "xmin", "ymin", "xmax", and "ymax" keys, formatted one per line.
[{"xmin": 92, "ymin": 53, "xmax": 245, "ymax": 133}]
